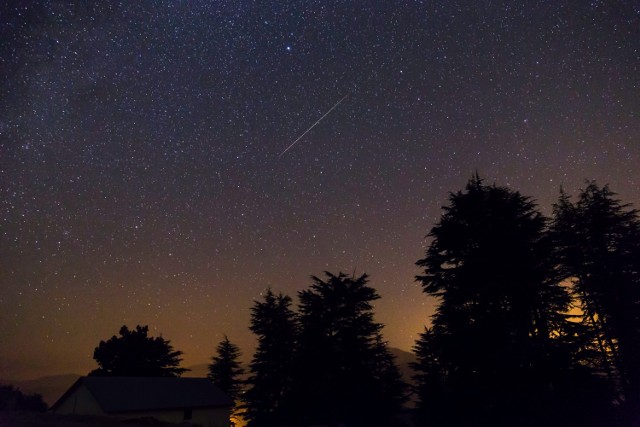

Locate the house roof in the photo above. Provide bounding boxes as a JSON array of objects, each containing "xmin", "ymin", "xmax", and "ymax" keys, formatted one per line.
[{"xmin": 51, "ymin": 377, "xmax": 233, "ymax": 413}]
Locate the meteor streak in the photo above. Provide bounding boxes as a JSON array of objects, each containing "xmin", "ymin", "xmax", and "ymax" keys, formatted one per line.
[{"xmin": 279, "ymin": 94, "xmax": 349, "ymax": 158}]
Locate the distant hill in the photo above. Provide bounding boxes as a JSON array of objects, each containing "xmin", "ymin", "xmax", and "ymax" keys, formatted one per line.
[
  {"xmin": 1, "ymin": 348, "xmax": 416, "ymax": 408},
  {"xmin": 390, "ymin": 347, "xmax": 417, "ymax": 384},
  {"xmin": 389, "ymin": 347, "xmax": 418, "ymax": 407},
  {"xmin": 2, "ymin": 374, "xmax": 81, "ymax": 406},
  {"xmin": 187, "ymin": 348, "xmax": 417, "ymax": 383},
  {"xmin": 0, "ymin": 365, "xmax": 215, "ymax": 408}
]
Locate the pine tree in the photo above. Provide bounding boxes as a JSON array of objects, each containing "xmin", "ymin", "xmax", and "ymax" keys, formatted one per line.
[
  {"xmin": 552, "ymin": 182, "xmax": 640, "ymax": 412},
  {"xmin": 207, "ymin": 335, "xmax": 244, "ymax": 403},
  {"xmin": 294, "ymin": 272, "xmax": 405, "ymax": 426},
  {"xmin": 244, "ymin": 289, "xmax": 297, "ymax": 427},
  {"xmin": 413, "ymin": 176, "xmax": 592, "ymax": 424},
  {"xmin": 411, "ymin": 327, "xmax": 448, "ymax": 426}
]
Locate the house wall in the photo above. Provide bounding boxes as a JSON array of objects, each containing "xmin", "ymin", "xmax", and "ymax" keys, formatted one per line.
[
  {"xmin": 53, "ymin": 383, "xmax": 230, "ymax": 427},
  {"xmin": 52, "ymin": 384, "xmax": 103, "ymax": 415},
  {"xmin": 117, "ymin": 407, "xmax": 230, "ymax": 427}
]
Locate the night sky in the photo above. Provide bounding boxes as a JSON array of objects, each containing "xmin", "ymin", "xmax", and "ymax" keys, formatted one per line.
[{"xmin": 1, "ymin": 1, "xmax": 639, "ymax": 380}]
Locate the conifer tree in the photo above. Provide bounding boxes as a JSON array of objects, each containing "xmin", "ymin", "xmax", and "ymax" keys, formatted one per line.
[
  {"xmin": 244, "ymin": 289, "xmax": 297, "ymax": 427},
  {"xmin": 552, "ymin": 182, "xmax": 640, "ymax": 411},
  {"xmin": 294, "ymin": 272, "xmax": 405, "ymax": 426},
  {"xmin": 413, "ymin": 176, "xmax": 594, "ymax": 425},
  {"xmin": 208, "ymin": 335, "xmax": 244, "ymax": 403}
]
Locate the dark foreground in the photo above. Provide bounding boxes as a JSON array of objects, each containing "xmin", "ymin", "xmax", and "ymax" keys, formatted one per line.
[{"xmin": 0, "ymin": 411, "xmax": 185, "ymax": 427}]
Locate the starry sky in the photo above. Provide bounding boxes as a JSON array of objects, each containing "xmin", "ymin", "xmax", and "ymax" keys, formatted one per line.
[{"xmin": 1, "ymin": 1, "xmax": 639, "ymax": 380}]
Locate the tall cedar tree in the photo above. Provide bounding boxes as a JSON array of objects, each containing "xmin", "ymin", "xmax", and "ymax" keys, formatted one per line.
[
  {"xmin": 90, "ymin": 325, "xmax": 187, "ymax": 377},
  {"xmin": 552, "ymin": 182, "xmax": 640, "ymax": 413},
  {"xmin": 244, "ymin": 289, "xmax": 297, "ymax": 427},
  {"xmin": 413, "ymin": 176, "xmax": 605, "ymax": 425},
  {"xmin": 208, "ymin": 335, "xmax": 245, "ymax": 403},
  {"xmin": 293, "ymin": 272, "xmax": 405, "ymax": 427}
]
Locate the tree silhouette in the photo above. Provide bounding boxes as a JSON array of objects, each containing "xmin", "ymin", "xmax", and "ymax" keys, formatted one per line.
[
  {"xmin": 90, "ymin": 325, "xmax": 187, "ymax": 377},
  {"xmin": 411, "ymin": 327, "xmax": 449, "ymax": 426},
  {"xmin": 208, "ymin": 335, "xmax": 244, "ymax": 403},
  {"xmin": 293, "ymin": 272, "xmax": 405, "ymax": 426},
  {"xmin": 413, "ymin": 176, "xmax": 600, "ymax": 425},
  {"xmin": 552, "ymin": 182, "xmax": 640, "ymax": 413},
  {"xmin": 244, "ymin": 289, "xmax": 298, "ymax": 427},
  {"xmin": 0, "ymin": 384, "xmax": 47, "ymax": 412}
]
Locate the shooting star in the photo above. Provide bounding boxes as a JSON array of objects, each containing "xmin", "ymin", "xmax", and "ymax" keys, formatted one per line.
[{"xmin": 279, "ymin": 93, "xmax": 349, "ymax": 158}]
